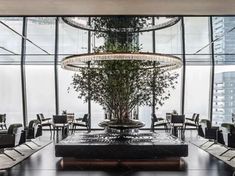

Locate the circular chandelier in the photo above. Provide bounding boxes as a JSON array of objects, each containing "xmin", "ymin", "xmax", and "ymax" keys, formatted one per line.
[
  {"xmin": 61, "ymin": 52, "xmax": 182, "ymax": 71},
  {"xmin": 62, "ymin": 16, "xmax": 181, "ymax": 33}
]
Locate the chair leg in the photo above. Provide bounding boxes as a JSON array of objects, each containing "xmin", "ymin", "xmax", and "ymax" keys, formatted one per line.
[{"xmin": 49, "ymin": 125, "xmax": 52, "ymax": 134}]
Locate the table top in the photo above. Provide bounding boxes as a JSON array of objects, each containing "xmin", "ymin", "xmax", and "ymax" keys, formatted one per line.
[{"xmin": 53, "ymin": 123, "xmax": 69, "ymax": 127}]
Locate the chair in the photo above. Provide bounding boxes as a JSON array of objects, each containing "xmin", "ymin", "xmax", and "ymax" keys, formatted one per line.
[
  {"xmin": 0, "ymin": 124, "xmax": 24, "ymax": 161},
  {"xmin": 214, "ymin": 123, "xmax": 235, "ymax": 160},
  {"xmin": 72, "ymin": 114, "xmax": 89, "ymax": 132},
  {"xmin": 184, "ymin": 114, "xmax": 200, "ymax": 130},
  {"xmin": 151, "ymin": 114, "xmax": 168, "ymax": 132},
  {"xmin": 219, "ymin": 123, "xmax": 235, "ymax": 147},
  {"xmin": 26, "ymin": 120, "xmax": 42, "ymax": 140},
  {"xmin": 186, "ymin": 113, "xmax": 197, "ymax": 122},
  {"xmin": 53, "ymin": 115, "xmax": 69, "ymax": 140},
  {"xmin": 166, "ymin": 113, "xmax": 172, "ymax": 123},
  {"xmin": 198, "ymin": 119, "xmax": 219, "ymax": 140},
  {"xmin": 0, "ymin": 114, "xmax": 7, "ymax": 129},
  {"xmin": 36, "ymin": 113, "xmax": 52, "ymax": 133},
  {"xmin": 66, "ymin": 113, "xmax": 75, "ymax": 124},
  {"xmin": 170, "ymin": 115, "xmax": 185, "ymax": 138}
]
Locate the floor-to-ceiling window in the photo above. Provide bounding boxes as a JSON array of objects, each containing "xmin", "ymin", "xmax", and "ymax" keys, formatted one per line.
[
  {"xmin": 0, "ymin": 17, "xmax": 23, "ymax": 126},
  {"xmin": 155, "ymin": 19, "xmax": 182, "ymax": 119},
  {"xmin": 184, "ymin": 17, "xmax": 211, "ymax": 120},
  {"xmin": 138, "ymin": 31, "xmax": 153, "ymax": 128},
  {"xmin": 58, "ymin": 18, "xmax": 88, "ymax": 121},
  {"xmin": 212, "ymin": 17, "xmax": 235, "ymax": 126},
  {"xmin": 25, "ymin": 17, "xmax": 56, "ymax": 121},
  {"xmin": 1, "ymin": 16, "xmax": 234, "ymax": 129}
]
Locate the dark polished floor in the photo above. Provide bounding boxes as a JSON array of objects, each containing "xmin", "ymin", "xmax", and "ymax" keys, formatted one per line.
[{"xmin": 1, "ymin": 130, "xmax": 235, "ymax": 176}]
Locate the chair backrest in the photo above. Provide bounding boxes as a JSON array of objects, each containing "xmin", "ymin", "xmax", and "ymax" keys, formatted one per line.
[
  {"xmin": 36, "ymin": 114, "xmax": 43, "ymax": 122},
  {"xmin": 221, "ymin": 123, "xmax": 235, "ymax": 133},
  {"xmin": 166, "ymin": 113, "xmax": 172, "ymax": 122},
  {"xmin": 0, "ymin": 114, "xmax": 6, "ymax": 123},
  {"xmin": 220, "ymin": 123, "xmax": 235, "ymax": 146},
  {"xmin": 7, "ymin": 124, "xmax": 23, "ymax": 135},
  {"xmin": 82, "ymin": 114, "xmax": 89, "ymax": 123},
  {"xmin": 171, "ymin": 115, "xmax": 185, "ymax": 123},
  {"xmin": 199, "ymin": 119, "xmax": 211, "ymax": 136},
  {"xmin": 27, "ymin": 120, "xmax": 41, "ymax": 139},
  {"xmin": 151, "ymin": 114, "xmax": 158, "ymax": 121},
  {"xmin": 53, "ymin": 115, "xmax": 67, "ymax": 124},
  {"xmin": 28, "ymin": 119, "xmax": 40, "ymax": 129},
  {"xmin": 6, "ymin": 124, "xmax": 23, "ymax": 147},
  {"xmin": 66, "ymin": 113, "xmax": 75, "ymax": 122},
  {"xmin": 194, "ymin": 114, "xmax": 200, "ymax": 125},
  {"xmin": 191, "ymin": 113, "xmax": 197, "ymax": 121}
]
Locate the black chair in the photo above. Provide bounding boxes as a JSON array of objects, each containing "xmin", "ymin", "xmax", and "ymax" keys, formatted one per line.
[
  {"xmin": 37, "ymin": 113, "xmax": 52, "ymax": 133},
  {"xmin": 186, "ymin": 113, "xmax": 197, "ymax": 121},
  {"xmin": 151, "ymin": 114, "xmax": 168, "ymax": 132},
  {"xmin": 219, "ymin": 123, "xmax": 235, "ymax": 146},
  {"xmin": 72, "ymin": 114, "xmax": 89, "ymax": 132},
  {"xmin": 0, "ymin": 114, "xmax": 7, "ymax": 129},
  {"xmin": 26, "ymin": 120, "xmax": 42, "ymax": 140},
  {"xmin": 0, "ymin": 124, "xmax": 24, "ymax": 161},
  {"xmin": 198, "ymin": 119, "xmax": 219, "ymax": 140},
  {"xmin": 170, "ymin": 115, "xmax": 185, "ymax": 138},
  {"xmin": 53, "ymin": 115, "xmax": 69, "ymax": 141},
  {"xmin": 216, "ymin": 123, "xmax": 235, "ymax": 160},
  {"xmin": 184, "ymin": 114, "xmax": 200, "ymax": 130}
]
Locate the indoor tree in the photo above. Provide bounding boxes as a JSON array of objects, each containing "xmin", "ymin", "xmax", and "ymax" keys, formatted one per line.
[{"xmin": 71, "ymin": 16, "xmax": 179, "ymax": 126}]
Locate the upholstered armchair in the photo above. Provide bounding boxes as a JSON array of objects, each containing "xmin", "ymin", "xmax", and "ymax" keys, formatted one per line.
[
  {"xmin": 198, "ymin": 119, "xmax": 219, "ymax": 140},
  {"xmin": 0, "ymin": 124, "xmax": 24, "ymax": 161},
  {"xmin": 219, "ymin": 123, "xmax": 235, "ymax": 148},
  {"xmin": 26, "ymin": 120, "xmax": 42, "ymax": 139}
]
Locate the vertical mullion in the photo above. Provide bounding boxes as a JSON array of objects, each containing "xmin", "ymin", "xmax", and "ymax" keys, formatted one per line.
[
  {"xmin": 181, "ymin": 17, "xmax": 186, "ymax": 115},
  {"xmin": 209, "ymin": 16, "xmax": 215, "ymax": 122},
  {"xmin": 21, "ymin": 17, "xmax": 28, "ymax": 127},
  {"xmin": 54, "ymin": 17, "xmax": 59, "ymax": 115},
  {"xmin": 88, "ymin": 17, "xmax": 91, "ymax": 131},
  {"xmin": 152, "ymin": 17, "xmax": 156, "ymax": 116}
]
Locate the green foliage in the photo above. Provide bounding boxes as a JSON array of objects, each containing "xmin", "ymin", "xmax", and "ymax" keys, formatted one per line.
[{"xmin": 71, "ymin": 16, "xmax": 179, "ymax": 122}]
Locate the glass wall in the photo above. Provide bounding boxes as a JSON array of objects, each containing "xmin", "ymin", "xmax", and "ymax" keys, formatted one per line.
[
  {"xmin": 0, "ymin": 17, "xmax": 22, "ymax": 64},
  {"xmin": 212, "ymin": 17, "xmax": 235, "ymax": 126},
  {"xmin": 25, "ymin": 17, "xmax": 56, "ymax": 122},
  {"xmin": 155, "ymin": 21, "xmax": 182, "ymax": 117},
  {"xmin": 58, "ymin": 68, "xmax": 88, "ymax": 119},
  {"xmin": 184, "ymin": 17, "xmax": 211, "ymax": 120},
  {"xmin": 0, "ymin": 65, "xmax": 23, "ymax": 126},
  {"xmin": 0, "ymin": 18, "xmax": 23, "ymax": 125},
  {"xmin": 2, "ymin": 16, "xmax": 235, "ymax": 129},
  {"xmin": 58, "ymin": 18, "xmax": 88, "ymax": 123}
]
